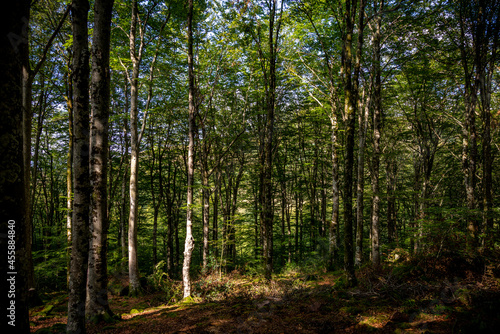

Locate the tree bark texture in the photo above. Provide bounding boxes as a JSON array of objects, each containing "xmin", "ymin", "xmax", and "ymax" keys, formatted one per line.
[
  {"xmin": 128, "ymin": 0, "xmax": 143, "ymax": 295},
  {"xmin": 86, "ymin": 0, "xmax": 114, "ymax": 321},
  {"xmin": 67, "ymin": 0, "xmax": 91, "ymax": 332},
  {"xmin": 370, "ymin": 5, "xmax": 381, "ymax": 267},
  {"xmin": 183, "ymin": 0, "xmax": 196, "ymax": 298}
]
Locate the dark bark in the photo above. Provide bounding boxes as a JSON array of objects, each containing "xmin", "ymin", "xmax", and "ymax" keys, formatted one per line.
[
  {"xmin": 342, "ymin": 0, "xmax": 364, "ymax": 286},
  {"xmin": 370, "ymin": 2, "xmax": 381, "ymax": 267},
  {"xmin": 86, "ymin": 0, "xmax": 114, "ymax": 321},
  {"xmin": 259, "ymin": 0, "xmax": 283, "ymax": 281},
  {"xmin": 386, "ymin": 157, "xmax": 397, "ymax": 244},
  {"xmin": 0, "ymin": 1, "xmax": 31, "ymax": 330},
  {"xmin": 67, "ymin": 0, "xmax": 91, "ymax": 332}
]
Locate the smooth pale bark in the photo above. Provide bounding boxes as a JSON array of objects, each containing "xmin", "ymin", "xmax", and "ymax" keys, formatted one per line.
[
  {"xmin": 0, "ymin": 0, "xmax": 31, "ymax": 330},
  {"xmin": 67, "ymin": 0, "xmax": 91, "ymax": 332},
  {"xmin": 119, "ymin": 80, "xmax": 129, "ymax": 273},
  {"xmin": 127, "ymin": 0, "xmax": 143, "ymax": 295},
  {"xmin": 65, "ymin": 55, "xmax": 74, "ymax": 286},
  {"xmin": 328, "ymin": 111, "xmax": 340, "ymax": 270},
  {"xmin": 183, "ymin": 0, "xmax": 196, "ymax": 298},
  {"xmin": 86, "ymin": 0, "xmax": 114, "ymax": 321}
]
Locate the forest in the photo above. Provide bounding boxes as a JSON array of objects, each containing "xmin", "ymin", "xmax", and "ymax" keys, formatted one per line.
[{"xmin": 1, "ymin": 0, "xmax": 500, "ymax": 333}]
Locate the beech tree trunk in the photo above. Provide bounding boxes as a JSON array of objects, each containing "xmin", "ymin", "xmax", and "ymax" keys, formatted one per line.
[
  {"xmin": 119, "ymin": 80, "xmax": 129, "ymax": 273},
  {"xmin": 127, "ymin": 0, "xmax": 144, "ymax": 295},
  {"xmin": 341, "ymin": 0, "xmax": 364, "ymax": 286},
  {"xmin": 86, "ymin": 0, "xmax": 114, "ymax": 321},
  {"xmin": 328, "ymin": 110, "xmax": 340, "ymax": 269},
  {"xmin": 183, "ymin": 0, "xmax": 196, "ymax": 298},
  {"xmin": 66, "ymin": 56, "xmax": 74, "ymax": 286},
  {"xmin": 67, "ymin": 0, "xmax": 91, "ymax": 332}
]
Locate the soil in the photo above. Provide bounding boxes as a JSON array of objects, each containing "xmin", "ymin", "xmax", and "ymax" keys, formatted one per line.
[{"xmin": 30, "ymin": 268, "xmax": 500, "ymax": 334}]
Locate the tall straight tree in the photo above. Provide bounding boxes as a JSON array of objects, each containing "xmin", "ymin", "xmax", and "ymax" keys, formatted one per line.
[
  {"xmin": 457, "ymin": 0, "xmax": 479, "ymax": 252},
  {"xmin": 67, "ymin": 0, "xmax": 91, "ymax": 332},
  {"xmin": 183, "ymin": 0, "xmax": 196, "ymax": 299},
  {"xmin": 22, "ymin": 4, "xmax": 71, "ymax": 306},
  {"xmin": 341, "ymin": 0, "xmax": 364, "ymax": 285},
  {"xmin": 86, "ymin": 0, "xmax": 114, "ymax": 321},
  {"xmin": 127, "ymin": 0, "xmax": 144, "ymax": 295},
  {"xmin": 0, "ymin": 0, "xmax": 31, "ymax": 330},
  {"xmin": 250, "ymin": 0, "xmax": 284, "ymax": 280},
  {"xmin": 370, "ymin": 0, "xmax": 382, "ymax": 267}
]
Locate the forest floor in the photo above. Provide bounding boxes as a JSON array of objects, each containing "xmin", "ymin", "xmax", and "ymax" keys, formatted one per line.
[{"xmin": 30, "ymin": 253, "xmax": 500, "ymax": 333}]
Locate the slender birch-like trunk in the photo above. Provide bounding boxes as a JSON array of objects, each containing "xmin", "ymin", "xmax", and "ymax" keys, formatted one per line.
[{"xmin": 183, "ymin": 0, "xmax": 196, "ymax": 298}]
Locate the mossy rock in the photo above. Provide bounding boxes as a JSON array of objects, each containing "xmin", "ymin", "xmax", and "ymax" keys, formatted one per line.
[{"xmin": 40, "ymin": 304, "xmax": 55, "ymax": 315}]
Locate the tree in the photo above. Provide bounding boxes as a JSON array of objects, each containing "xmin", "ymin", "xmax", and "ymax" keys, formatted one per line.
[
  {"xmin": 182, "ymin": 0, "xmax": 196, "ymax": 298},
  {"xmin": 0, "ymin": 0, "xmax": 31, "ymax": 331},
  {"xmin": 341, "ymin": 0, "xmax": 365, "ymax": 285},
  {"xmin": 247, "ymin": 0, "xmax": 284, "ymax": 281},
  {"xmin": 67, "ymin": 0, "xmax": 91, "ymax": 332},
  {"xmin": 86, "ymin": 0, "xmax": 115, "ymax": 321},
  {"xmin": 369, "ymin": 0, "xmax": 381, "ymax": 267}
]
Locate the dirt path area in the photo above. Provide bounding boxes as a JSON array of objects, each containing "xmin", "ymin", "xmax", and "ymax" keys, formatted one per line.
[{"xmin": 30, "ymin": 271, "xmax": 500, "ymax": 333}]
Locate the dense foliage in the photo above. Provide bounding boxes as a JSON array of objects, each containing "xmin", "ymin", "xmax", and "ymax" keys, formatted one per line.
[{"xmin": 25, "ymin": 0, "xmax": 499, "ymax": 306}]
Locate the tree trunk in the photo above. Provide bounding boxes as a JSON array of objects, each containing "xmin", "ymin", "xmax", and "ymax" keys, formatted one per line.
[
  {"xmin": 328, "ymin": 111, "xmax": 340, "ymax": 270},
  {"xmin": 128, "ymin": 0, "xmax": 143, "ymax": 295},
  {"xmin": 370, "ymin": 7, "xmax": 381, "ymax": 267},
  {"xmin": 0, "ymin": 1, "xmax": 31, "ymax": 330},
  {"xmin": 120, "ymin": 81, "xmax": 129, "ymax": 273},
  {"xmin": 213, "ymin": 168, "xmax": 220, "ymax": 262},
  {"xmin": 183, "ymin": 0, "xmax": 196, "ymax": 298},
  {"xmin": 261, "ymin": 0, "xmax": 282, "ymax": 281},
  {"xmin": 66, "ymin": 57, "xmax": 74, "ymax": 286},
  {"xmin": 67, "ymin": 0, "xmax": 91, "ymax": 332},
  {"xmin": 86, "ymin": 0, "xmax": 114, "ymax": 321},
  {"xmin": 341, "ymin": 0, "xmax": 363, "ymax": 286}
]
